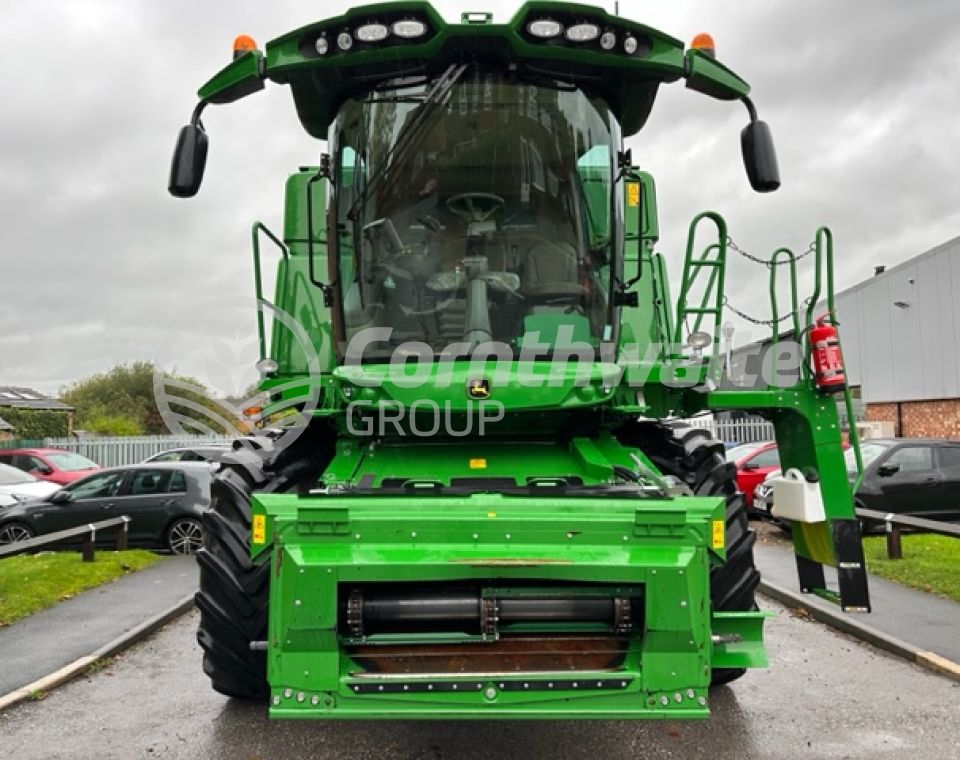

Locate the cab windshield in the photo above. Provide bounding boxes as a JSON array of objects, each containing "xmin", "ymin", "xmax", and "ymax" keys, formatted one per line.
[{"xmin": 334, "ymin": 69, "xmax": 620, "ymax": 359}]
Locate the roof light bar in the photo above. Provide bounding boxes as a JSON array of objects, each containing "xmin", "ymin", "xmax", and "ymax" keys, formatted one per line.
[
  {"xmin": 527, "ymin": 19, "xmax": 563, "ymax": 39},
  {"xmin": 392, "ymin": 19, "xmax": 427, "ymax": 39},
  {"xmin": 355, "ymin": 23, "xmax": 389, "ymax": 43},
  {"xmin": 565, "ymin": 23, "xmax": 600, "ymax": 42}
]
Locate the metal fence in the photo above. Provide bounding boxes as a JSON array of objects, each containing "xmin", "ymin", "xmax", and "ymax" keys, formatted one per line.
[{"xmin": 41, "ymin": 435, "xmax": 232, "ymax": 468}]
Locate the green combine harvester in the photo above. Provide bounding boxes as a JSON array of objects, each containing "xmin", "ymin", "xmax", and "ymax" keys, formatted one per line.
[{"xmin": 169, "ymin": 1, "xmax": 869, "ymax": 719}]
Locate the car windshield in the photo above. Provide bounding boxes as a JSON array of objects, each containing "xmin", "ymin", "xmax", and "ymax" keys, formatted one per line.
[
  {"xmin": 845, "ymin": 442, "xmax": 889, "ymax": 474},
  {"xmin": 0, "ymin": 462, "xmax": 34, "ymax": 485},
  {"xmin": 46, "ymin": 452, "xmax": 98, "ymax": 471},
  {"xmin": 334, "ymin": 69, "xmax": 619, "ymax": 359},
  {"xmin": 726, "ymin": 442, "xmax": 771, "ymax": 463}
]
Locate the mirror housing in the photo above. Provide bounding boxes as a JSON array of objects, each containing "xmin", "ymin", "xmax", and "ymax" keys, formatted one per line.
[
  {"xmin": 50, "ymin": 490, "xmax": 72, "ymax": 504},
  {"xmin": 168, "ymin": 121, "xmax": 208, "ymax": 198},
  {"xmin": 741, "ymin": 119, "xmax": 780, "ymax": 193}
]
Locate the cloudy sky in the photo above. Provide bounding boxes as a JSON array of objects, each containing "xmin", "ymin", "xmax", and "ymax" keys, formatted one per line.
[{"xmin": 1, "ymin": 0, "xmax": 958, "ymax": 397}]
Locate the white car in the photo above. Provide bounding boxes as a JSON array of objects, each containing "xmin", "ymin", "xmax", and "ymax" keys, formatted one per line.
[{"xmin": 0, "ymin": 462, "xmax": 61, "ymax": 506}]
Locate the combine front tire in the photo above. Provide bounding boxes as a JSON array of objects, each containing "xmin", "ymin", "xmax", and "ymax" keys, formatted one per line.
[
  {"xmin": 615, "ymin": 420, "xmax": 761, "ymax": 686},
  {"xmin": 195, "ymin": 426, "xmax": 334, "ymax": 699}
]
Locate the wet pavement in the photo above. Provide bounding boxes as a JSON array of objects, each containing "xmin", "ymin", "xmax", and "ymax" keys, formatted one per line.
[
  {"xmin": 753, "ymin": 521, "xmax": 960, "ymax": 663},
  {"xmin": 2, "ymin": 602, "xmax": 957, "ymax": 760},
  {"xmin": 0, "ymin": 555, "xmax": 197, "ymax": 694}
]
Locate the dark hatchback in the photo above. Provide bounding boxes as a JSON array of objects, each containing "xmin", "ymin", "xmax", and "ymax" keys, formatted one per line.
[
  {"xmin": 0, "ymin": 463, "xmax": 212, "ymax": 553},
  {"xmin": 850, "ymin": 438, "xmax": 960, "ymax": 522}
]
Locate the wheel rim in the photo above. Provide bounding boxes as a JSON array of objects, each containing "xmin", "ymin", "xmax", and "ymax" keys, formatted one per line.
[
  {"xmin": 0, "ymin": 524, "xmax": 32, "ymax": 544},
  {"xmin": 168, "ymin": 519, "xmax": 203, "ymax": 555}
]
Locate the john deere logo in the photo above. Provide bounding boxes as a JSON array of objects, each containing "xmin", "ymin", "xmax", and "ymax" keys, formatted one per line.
[{"xmin": 468, "ymin": 378, "xmax": 491, "ymax": 399}]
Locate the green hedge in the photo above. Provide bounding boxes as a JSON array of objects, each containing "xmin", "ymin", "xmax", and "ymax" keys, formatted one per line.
[{"xmin": 0, "ymin": 408, "xmax": 70, "ymax": 438}]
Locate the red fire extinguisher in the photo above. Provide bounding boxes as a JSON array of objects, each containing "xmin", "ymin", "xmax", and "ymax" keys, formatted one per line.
[{"xmin": 810, "ymin": 315, "xmax": 847, "ymax": 394}]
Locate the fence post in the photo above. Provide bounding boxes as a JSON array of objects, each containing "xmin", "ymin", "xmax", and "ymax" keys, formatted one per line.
[
  {"xmin": 82, "ymin": 525, "xmax": 96, "ymax": 562},
  {"xmin": 884, "ymin": 514, "xmax": 902, "ymax": 560},
  {"xmin": 116, "ymin": 517, "xmax": 129, "ymax": 551}
]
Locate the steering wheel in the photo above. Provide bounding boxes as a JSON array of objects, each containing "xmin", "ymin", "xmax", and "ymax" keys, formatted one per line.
[{"xmin": 445, "ymin": 193, "xmax": 505, "ymax": 226}]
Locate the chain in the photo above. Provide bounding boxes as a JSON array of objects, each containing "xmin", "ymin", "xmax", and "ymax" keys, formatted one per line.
[
  {"xmin": 726, "ymin": 236, "xmax": 816, "ymax": 267},
  {"xmin": 722, "ymin": 296, "xmax": 814, "ymax": 328}
]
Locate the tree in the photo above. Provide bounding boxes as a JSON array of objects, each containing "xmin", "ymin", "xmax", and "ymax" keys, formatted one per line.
[{"xmin": 61, "ymin": 362, "xmax": 230, "ymax": 436}]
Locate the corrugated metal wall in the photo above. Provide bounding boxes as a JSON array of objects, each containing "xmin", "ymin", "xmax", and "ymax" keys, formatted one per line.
[{"xmin": 836, "ymin": 236, "xmax": 960, "ymax": 403}]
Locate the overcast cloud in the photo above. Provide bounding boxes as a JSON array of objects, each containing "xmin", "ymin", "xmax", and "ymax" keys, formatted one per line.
[{"xmin": 1, "ymin": 0, "xmax": 958, "ymax": 396}]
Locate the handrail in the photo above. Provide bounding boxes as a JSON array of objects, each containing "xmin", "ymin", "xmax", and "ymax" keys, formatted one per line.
[
  {"xmin": 252, "ymin": 222, "xmax": 290, "ymax": 361},
  {"xmin": 804, "ymin": 227, "xmax": 864, "ymax": 485},
  {"xmin": 675, "ymin": 211, "xmax": 728, "ymax": 356},
  {"xmin": 0, "ymin": 516, "xmax": 130, "ymax": 561},
  {"xmin": 768, "ymin": 247, "xmax": 802, "ymax": 385}
]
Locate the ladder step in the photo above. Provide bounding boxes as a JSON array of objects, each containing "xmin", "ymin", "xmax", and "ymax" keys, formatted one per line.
[
  {"xmin": 681, "ymin": 307, "xmax": 721, "ymax": 315},
  {"xmin": 688, "ymin": 259, "xmax": 723, "ymax": 268}
]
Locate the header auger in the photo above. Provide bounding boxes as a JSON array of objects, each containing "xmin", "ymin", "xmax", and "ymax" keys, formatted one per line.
[{"xmin": 170, "ymin": 2, "xmax": 867, "ymax": 719}]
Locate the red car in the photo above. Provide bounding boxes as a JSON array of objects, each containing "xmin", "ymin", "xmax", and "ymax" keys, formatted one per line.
[
  {"xmin": 726, "ymin": 441, "xmax": 780, "ymax": 510},
  {"xmin": 0, "ymin": 448, "xmax": 100, "ymax": 485}
]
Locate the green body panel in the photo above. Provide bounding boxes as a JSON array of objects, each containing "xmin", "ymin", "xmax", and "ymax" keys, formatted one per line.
[{"xmin": 252, "ymin": 490, "xmax": 766, "ymax": 719}]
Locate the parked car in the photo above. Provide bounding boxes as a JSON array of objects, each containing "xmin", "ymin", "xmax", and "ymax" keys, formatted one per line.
[
  {"xmin": 142, "ymin": 444, "xmax": 232, "ymax": 465},
  {"xmin": 0, "ymin": 463, "xmax": 212, "ymax": 553},
  {"xmin": 753, "ymin": 438, "xmax": 960, "ymax": 525},
  {"xmin": 0, "ymin": 462, "xmax": 61, "ymax": 506},
  {"xmin": 0, "ymin": 448, "xmax": 100, "ymax": 485},
  {"xmin": 726, "ymin": 441, "xmax": 780, "ymax": 511}
]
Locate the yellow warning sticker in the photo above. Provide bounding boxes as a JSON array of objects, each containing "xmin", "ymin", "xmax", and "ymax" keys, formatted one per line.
[
  {"xmin": 711, "ymin": 519, "xmax": 725, "ymax": 550},
  {"xmin": 627, "ymin": 183, "xmax": 640, "ymax": 207},
  {"xmin": 252, "ymin": 514, "xmax": 266, "ymax": 545},
  {"xmin": 470, "ymin": 458, "xmax": 487, "ymax": 469}
]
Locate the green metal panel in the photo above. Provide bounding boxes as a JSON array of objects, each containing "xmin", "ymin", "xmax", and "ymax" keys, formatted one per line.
[{"xmin": 252, "ymin": 490, "xmax": 755, "ymax": 719}]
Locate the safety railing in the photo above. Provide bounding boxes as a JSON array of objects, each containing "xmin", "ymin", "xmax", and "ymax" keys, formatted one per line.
[
  {"xmin": 675, "ymin": 211, "xmax": 728, "ymax": 364},
  {"xmin": 0, "ymin": 516, "xmax": 131, "ymax": 562},
  {"xmin": 857, "ymin": 507, "xmax": 960, "ymax": 560}
]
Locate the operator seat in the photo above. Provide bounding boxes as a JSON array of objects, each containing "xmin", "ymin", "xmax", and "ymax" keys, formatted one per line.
[{"xmin": 521, "ymin": 241, "xmax": 583, "ymax": 299}]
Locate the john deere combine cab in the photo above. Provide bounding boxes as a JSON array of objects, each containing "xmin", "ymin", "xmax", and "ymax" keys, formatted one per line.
[{"xmin": 169, "ymin": 2, "xmax": 869, "ymax": 719}]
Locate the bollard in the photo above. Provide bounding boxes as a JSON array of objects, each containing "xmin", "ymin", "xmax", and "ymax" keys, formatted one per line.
[
  {"xmin": 116, "ymin": 518, "xmax": 129, "ymax": 551},
  {"xmin": 884, "ymin": 514, "xmax": 902, "ymax": 560},
  {"xmin": 82, "ymin": 525, "xmax": 96, "ymax": 562}
]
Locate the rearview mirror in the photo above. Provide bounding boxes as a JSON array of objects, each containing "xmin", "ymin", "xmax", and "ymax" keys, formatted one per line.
[
  {"xmin": 741, "ymin": 120, "xmax": 780, "ymax": 193},
  {"xmin": 877, "ymin": 464, "xmax": 900, "ymax": 478},
  {"xmin": 50, "ymin": 490, "xmax": 72, "ymax": 504},
  {"xmin": 168, "ymin": 123, "xmax": 208, "ymax": 198}
]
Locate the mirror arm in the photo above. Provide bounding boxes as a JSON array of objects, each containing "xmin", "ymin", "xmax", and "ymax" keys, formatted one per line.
[
  {"xmin": 190, "ymin": 100, "xmax": 209, "ymax": 128},
  {"xmin": 741, "ymin": 95, "xmax": 758, "ymax": 123}
]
